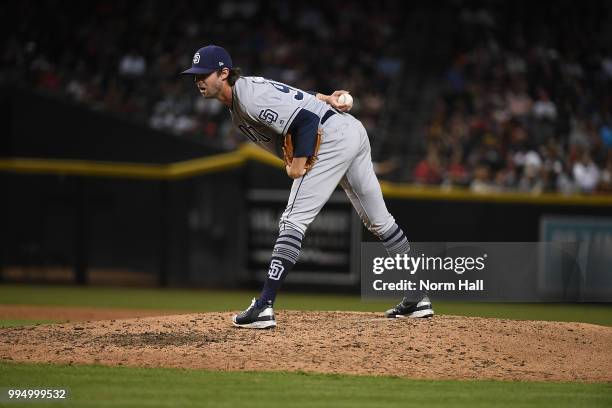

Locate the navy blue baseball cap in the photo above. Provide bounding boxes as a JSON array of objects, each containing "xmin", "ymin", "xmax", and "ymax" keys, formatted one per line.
[{"xmin": 181, "ymin": 45, "xmax": 232, "ymax": 75}]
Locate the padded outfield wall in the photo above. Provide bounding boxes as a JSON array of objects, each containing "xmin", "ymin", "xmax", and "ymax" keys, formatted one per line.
[{"xmin": 2, "ymin": 87, "xmax": 611, "ymax": 290}]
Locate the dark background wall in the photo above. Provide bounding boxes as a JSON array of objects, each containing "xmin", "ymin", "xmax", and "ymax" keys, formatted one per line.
[
  {"xmin": 2, "ymin": 87, "xmax": 611, "ymax": 288},
  {"xmin": 1, "ymin": 87, "xmax": 245, "ymax": 286},
  {"xmin": 2, "ymin": 85, "xmax": 219, "ymax": 162}
]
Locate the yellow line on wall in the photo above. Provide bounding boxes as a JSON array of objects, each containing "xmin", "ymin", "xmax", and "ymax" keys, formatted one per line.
[
  {"xmin": 1, "ymin": 144, "xmax": 611, "ymax": 206},
  {"xmin": 0, "ymin": 157, "xmax": 168, "ymax": 179},
  {"xmin": 0, "ymin": 144, "xmax": 281, "ymax": 180},
  {"xmin": 378, "ymin": 182, "xmax": 612, "ymax": 206},
  {"xmin": 167, "ymin": 150, "xmax": 248, "ymax": 179}
]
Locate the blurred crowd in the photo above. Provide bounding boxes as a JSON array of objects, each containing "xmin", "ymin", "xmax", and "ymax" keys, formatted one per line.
[
  {"xmin": 3, "ymin": 1, "xmax": 612, "ymax": 194},
  {"xmin": 414, "ymin": 1, "xmax": 612, "ymax": 194},
  {"xmin": 1, "ymin": 0, "xmax": 402, "ymax": 150}
]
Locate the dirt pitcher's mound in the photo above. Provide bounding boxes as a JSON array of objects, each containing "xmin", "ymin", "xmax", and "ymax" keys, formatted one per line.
[
  {"xmin": 0, "ymin": 305, "xmax": 175, "ymax": 322},
  {"xmin": 1, "ymin": 311, "xmax": 611, "ymax": 382}
]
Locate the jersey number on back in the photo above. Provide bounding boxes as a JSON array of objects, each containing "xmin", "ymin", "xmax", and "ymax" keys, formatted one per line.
[{"xmin": 270, "ymin": 81, "xmax": 304, "ymax": 100}]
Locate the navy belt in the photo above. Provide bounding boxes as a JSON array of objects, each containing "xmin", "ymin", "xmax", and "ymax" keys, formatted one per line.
[{"xmin": 321, "ymin": 109, "xmax": 336, "ymax": 125}]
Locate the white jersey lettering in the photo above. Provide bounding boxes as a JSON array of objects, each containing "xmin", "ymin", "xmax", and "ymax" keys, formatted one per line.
[{"xmin": 230, "ymin": 77, "xmax": 329, "ymax": 157}]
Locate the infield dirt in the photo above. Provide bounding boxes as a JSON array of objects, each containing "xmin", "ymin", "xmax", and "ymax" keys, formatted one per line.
[{"xmin": 1, "ymin": 310, "xmax": 611, "ymax": 382}]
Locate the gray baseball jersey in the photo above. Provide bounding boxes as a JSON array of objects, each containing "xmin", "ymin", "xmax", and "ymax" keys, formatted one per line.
[
  {"xmin": 230, "ymin": 76, "xmax": 396, "ymax": 236},
  {"xmin": 230, "ymin": 76, "xmax": 329, "ymax": 157}
]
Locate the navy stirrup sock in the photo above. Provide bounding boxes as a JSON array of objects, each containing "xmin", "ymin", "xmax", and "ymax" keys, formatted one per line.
[
  {"xmin": 380, "ymin": 223, "xmax": 410, "ymax": 256},
  {"xmin": 258, "ymin": 229, "xmax": 304, "ymax": 306},
  {"xmin": 380, "ymin": 223, "xmax": 426, "ymax": 302}
]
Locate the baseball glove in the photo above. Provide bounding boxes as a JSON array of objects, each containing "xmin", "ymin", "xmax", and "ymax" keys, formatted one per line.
[{"xmin": 282, "ymin": 129, "xmax": 323, "ymax": 173}]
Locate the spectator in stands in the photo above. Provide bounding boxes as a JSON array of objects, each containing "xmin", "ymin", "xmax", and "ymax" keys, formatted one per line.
[
  {"xmin": 573, "ymin": 150, "xmax": 601, "ymax": 193},
  {"xmin": 413, "ymin": 145, "xmax": 443, "ymax": 185},
  {"xmin": 445, "ymin": 146, "xmax": 469, "ymax": 186},
  {"xmin": 118, "ymin": 49, "xmax": 147, "ymax": 77},
  {"xmin": 533, "ymin": 88, "xmax": 558, "ymax": 121},
  {"xmin": 517, "ymin": 159, "xmax": 544, "ymax": 194},
  {"xmin": 598, "ymin": 155, "xmax": 612, "ymax": 193},
  {"xmin": 506, "ymin": 78, "xmax": 533, "ymax": 122},
  {"xmin": 541, "ymin": 140, "xmax": 566, "ymax": 192},
  {"xmin": 470, "ymin": 164, "xmax": 496, "ymax": 193}
]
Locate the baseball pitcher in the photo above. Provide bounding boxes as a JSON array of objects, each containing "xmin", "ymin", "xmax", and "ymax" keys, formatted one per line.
[{"xmin": 182, "ymin": 45, "xmax": 433, "ymax": 328}]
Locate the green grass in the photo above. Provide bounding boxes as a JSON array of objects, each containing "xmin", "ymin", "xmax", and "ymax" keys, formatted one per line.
[
  {"xmin": 0, "ymin": 362, "xmax": 610, "ymax": 408},
  {"xmin": 1, "ymin": 284, "xmax": 611, "ymax": 326}
]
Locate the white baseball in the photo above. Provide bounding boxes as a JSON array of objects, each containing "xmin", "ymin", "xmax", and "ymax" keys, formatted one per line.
[{"xmin": 338, "ymin": 93, "xmax": 353, "ymax": 107}]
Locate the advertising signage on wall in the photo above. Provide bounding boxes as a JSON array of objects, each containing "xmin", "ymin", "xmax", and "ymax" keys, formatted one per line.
[
  {"xmin": 540, "ymin": 216, "xmax": 612, "ymax": 301},
  {"xmin": 247, "ymin": 189, "xmax": 361, "ymax": 285}
]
